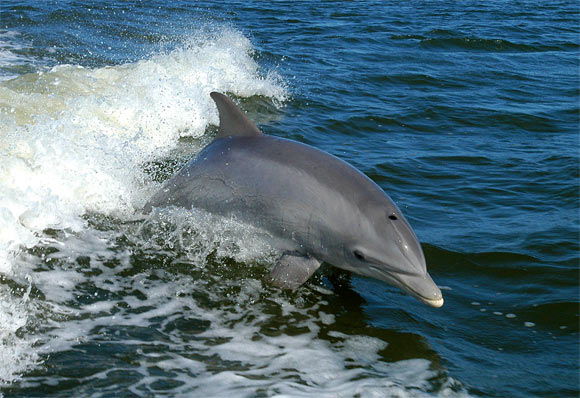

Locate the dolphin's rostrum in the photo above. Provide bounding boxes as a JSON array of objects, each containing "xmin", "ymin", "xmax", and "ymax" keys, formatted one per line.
[{"xmin": 146, "ymin": 92, "xmax": 444, "ymax": 308}]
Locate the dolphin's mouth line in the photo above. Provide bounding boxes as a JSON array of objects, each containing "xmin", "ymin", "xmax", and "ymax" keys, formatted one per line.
[
  {"xmin": 366, "ymin": 259, "xmax": 417, "ymax": 276},
  {"xmin": 368, "ymin": 265, "xmax": 442, "ymax": 304},
  {"xmin": 369, "ymin": 265, "xmax": 424, "ymax": 295}
]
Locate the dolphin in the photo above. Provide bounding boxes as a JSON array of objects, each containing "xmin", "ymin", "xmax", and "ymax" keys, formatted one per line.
[{"xmin": 145, "ymin": 92, "xmax": 443, "ymax": 307}]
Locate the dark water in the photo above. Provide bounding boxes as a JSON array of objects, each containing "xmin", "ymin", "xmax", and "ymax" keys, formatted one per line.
[{"xmin": 0, "ymin": 1, "xmax": 578, "ymax": 397}]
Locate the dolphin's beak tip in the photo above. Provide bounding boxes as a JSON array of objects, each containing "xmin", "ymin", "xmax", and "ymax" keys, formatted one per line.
[
  {"xmin": 423, "ymin": 296, "xmax": 444, "ymax": 308},
  {"xmin": 416, "ymin": 279, "xmax": 444, "ymax": 308},
  {"xmin": 403, "ymin": 272, "xmax": 444, "ymax": 308},
  {"xmin": 422, "ymin": 284, "xmax": 444, "ymax": 308}
]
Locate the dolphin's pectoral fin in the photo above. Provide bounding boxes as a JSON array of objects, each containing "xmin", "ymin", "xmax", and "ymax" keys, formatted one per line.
[{"xmin": 267, "ymin": 253, "xmax": 322, "ymax": 290}]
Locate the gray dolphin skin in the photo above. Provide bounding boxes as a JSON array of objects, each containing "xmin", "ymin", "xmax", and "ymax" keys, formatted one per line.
[{"xmin": 145, "ymin": 92, "xmax": 444, "ymax": 308}]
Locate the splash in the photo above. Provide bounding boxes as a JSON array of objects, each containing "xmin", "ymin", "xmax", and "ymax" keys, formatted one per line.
[
  {"xmin": 0, "ymin": 28, "xmax": 286, "ymax": 272},
  {"xmin": 0, "ymin": 27, "xmax": 286, "ymax": 385},
  {"xmin": 4, "ymin": 218, "xmax": 468, "ymax": 397}
]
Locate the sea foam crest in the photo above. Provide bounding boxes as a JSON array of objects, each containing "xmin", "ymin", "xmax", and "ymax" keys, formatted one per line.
[
  {"xmin": 0, "ymin": 28, "xmax": 286, "ymax": 274},
  {"xmin": 0, "ymin": 28, "xmax": 286, "ymax": 384}
]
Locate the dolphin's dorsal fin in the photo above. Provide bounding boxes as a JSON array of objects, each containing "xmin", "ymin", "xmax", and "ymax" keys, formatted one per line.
[{"xmin": 210, "ymin": 92, "xmax": 262, "ymax": 140}]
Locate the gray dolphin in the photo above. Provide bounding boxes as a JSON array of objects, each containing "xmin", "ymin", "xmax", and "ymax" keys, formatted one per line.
[{"xmin": 145, "ymin": 92, "xmax": 443, "ymax": 307}]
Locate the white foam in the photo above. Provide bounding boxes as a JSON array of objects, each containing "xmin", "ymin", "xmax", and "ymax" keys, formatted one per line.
[
  {"xmin": 2, "ymin": 219, "xmax": 471, "ymax": 396},
  {"xmin": 0, "ymin": 282, "xmax": 40, "ymax": 384},
  {"xmin": 0, "ymin": 27, "xmax": 286, "ymax": 386},
  {"xmin": 0, "ymin": 28, "xmax": 286, "ymax": 269}
]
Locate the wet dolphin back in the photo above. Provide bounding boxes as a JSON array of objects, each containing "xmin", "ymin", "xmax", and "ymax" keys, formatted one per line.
[{"xmin": 145, "ymin": 134, "xmax": 391, "ymax": 253}]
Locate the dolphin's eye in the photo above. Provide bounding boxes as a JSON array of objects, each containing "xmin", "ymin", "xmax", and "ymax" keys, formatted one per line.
[
  {"xmin": 353, "ymin": 250, "xmax": 366, "ymax": 261},
  {"xmin": 388, "ymin": 214, "xmax": 398, "ymax": 220}
]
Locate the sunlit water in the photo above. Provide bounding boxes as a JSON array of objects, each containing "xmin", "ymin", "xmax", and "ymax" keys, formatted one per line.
[{"xmin": 0, "ymin": 1, "xmax": 578, "ymax": 397}]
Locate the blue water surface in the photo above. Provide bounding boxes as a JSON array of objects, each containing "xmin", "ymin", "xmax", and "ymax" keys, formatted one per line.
[{"xmin": 1, "ymin": 1, "xmax": 578, "ymax": 397}]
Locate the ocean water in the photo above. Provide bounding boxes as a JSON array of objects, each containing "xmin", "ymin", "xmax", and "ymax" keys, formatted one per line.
[{"xmin": 0, "ymin": 1, "xmax": 578, "ymax": 397}]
